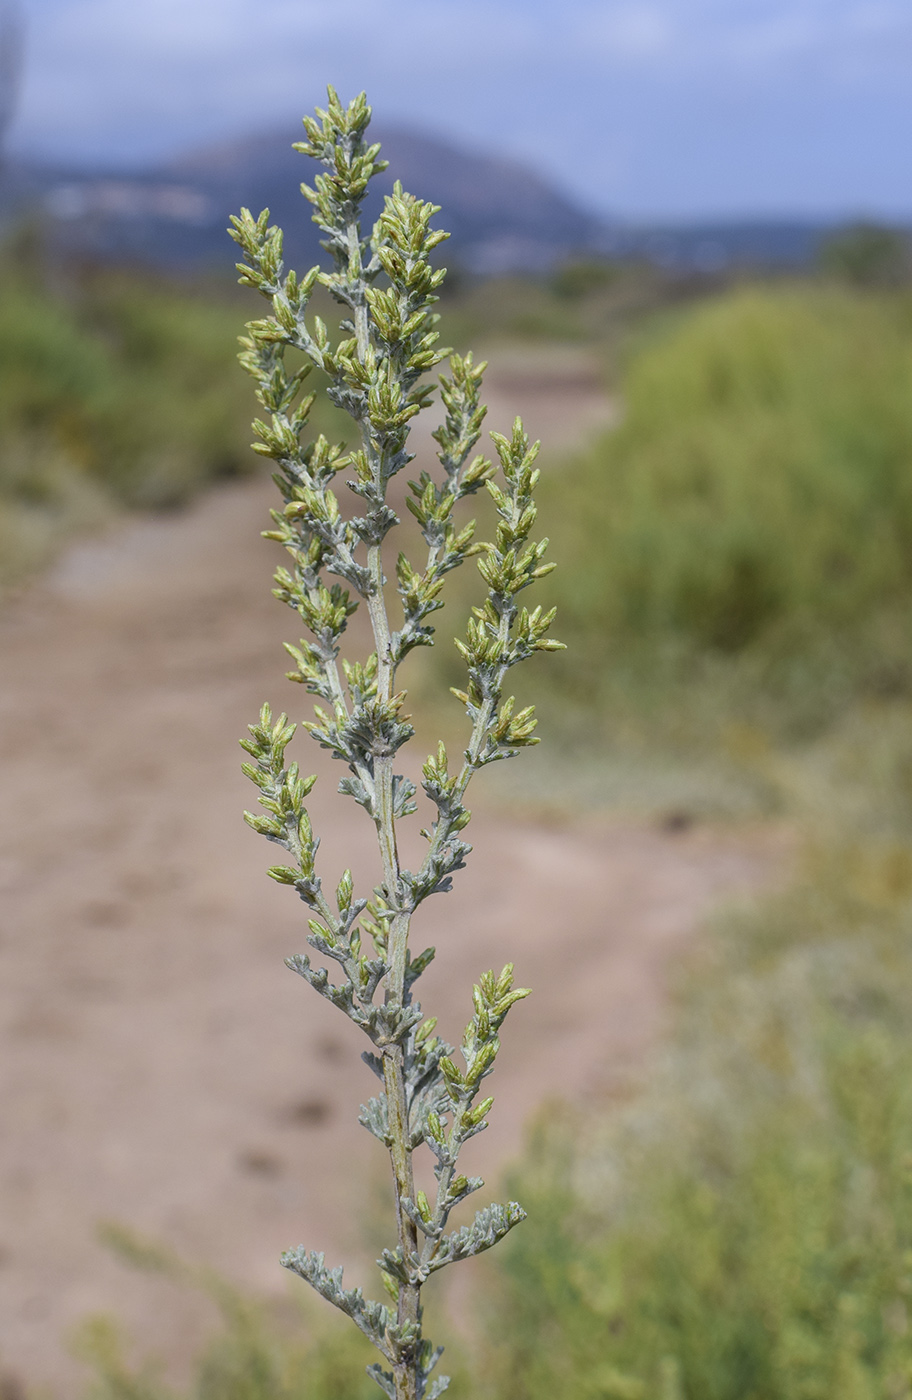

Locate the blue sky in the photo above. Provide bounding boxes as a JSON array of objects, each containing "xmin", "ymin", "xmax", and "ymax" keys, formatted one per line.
[{"xmin": 9, "ymin": 0, "xmax": 912, "ymax": 220}]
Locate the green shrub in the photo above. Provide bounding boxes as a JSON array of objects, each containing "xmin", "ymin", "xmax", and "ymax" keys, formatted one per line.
[
  {"xmin": 484, "ymin": 844, "xmax": 912, "ymax": 1400},
  {"xmin": 74, "ymin": 1268, "xmax": 376, "ymax": 1400},
  {"xmin": 72, "ymin": 1228, "xmax": 468, "ymax": 1400},
  {"xmin": 419, "ymin": 282, "xmax": 912, "ymax": 803},
  {"xmin": 546, "ymin": 285, "xmax": 912, "ymax": 660},
  {"xmin": 551, "ymin": 258, "xmax": 622, "ymax": 300},
  {"xmin": 819, "ymin": 224, "xmax": 912, "ymax": 288},
  {"xmin": 0, "ymin": 256, "xmax": 346, "ymax": 586}
]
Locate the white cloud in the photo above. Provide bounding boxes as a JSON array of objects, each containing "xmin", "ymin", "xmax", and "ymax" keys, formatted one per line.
[
  {"xmin": 9, "ymin": 0, "xmax": 912, "ymax": 218},
  {"xmin": 582, "ymin": 4, "xmax": 674, "ymax": 59},
  {"xmin": 16, "ymin": 0, "xmax": 558, "ymax": 162},
  {"xmin": 572, "ymin": 0, "xmax": 912, "ymax": 73}
]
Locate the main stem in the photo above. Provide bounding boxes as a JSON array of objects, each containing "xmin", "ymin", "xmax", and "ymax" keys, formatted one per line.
[
  {"xmin": 370, "ymin": 559, "xmax": 422, "ymax": 1400},
  {"xmin": 355, "ymin": 278, "xmax": 421, "ymax": 1400}
]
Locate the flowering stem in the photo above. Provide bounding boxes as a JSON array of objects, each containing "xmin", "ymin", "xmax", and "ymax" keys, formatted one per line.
[{"xmin": 230, "ymin": 87, "xmax": 562, "ymax": 1400}]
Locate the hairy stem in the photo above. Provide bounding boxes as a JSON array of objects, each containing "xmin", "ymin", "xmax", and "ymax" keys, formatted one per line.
[
  {"xmin": 352, "ymin": 254, "xmax": 423, "ymax": 1400},
  {"xmin": 234, "ymin": 93, "xmax": 557, "ymax": 1400}
]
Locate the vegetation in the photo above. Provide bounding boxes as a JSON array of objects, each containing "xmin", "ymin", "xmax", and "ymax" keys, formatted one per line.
[
  {"xmin": 4, "ymin": 153, "xmax": 912, "ymax": 1399},
  {"xmin": 0, "ymin": 241, "xmax": 352, "ymax": 589},
  {"xmin": 229, "ymin": 89, "xmax": 560, "ymax": 1400},
  {"xmin": 0, "ymin": 256, "xmax": 239, "ymax": 584},
  {"xmin": 484, "ymin": 834, "xmax": 912, "ymax": 1400},
  {"xmin": 818, "ymin": 222, "xmax": 912, "ymax": 287},
  {"xmin": 435, "ymin": 281, "xmax": 912, "ymax": 823},
  {"xmin": 545, "ymin": 285, "xmax": 912, "ymax": 656},
  {"xmin": 74, "ymin": 1228, "xmax": 379, "ymax": 1400},
  {"xmin": 439, "ymin": 259, "xmax": 700, "ymax": 352},
  {"xmin": 474, "ymin": 274, "xmax": 912, "ymax": 1400},
  {"xmin": 80, "ymin": 830, "xmax": 912, "ymax": 1400}
]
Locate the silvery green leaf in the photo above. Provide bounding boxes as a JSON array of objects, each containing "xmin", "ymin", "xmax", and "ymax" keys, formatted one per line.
[
  {"xmin": 280, "ymin": 1248, "xmax": 393, "ymax": 1357},
  {"xmin": 237, "ymin": 85, "xmax": 557, "ymax": 1400},
  {"xmin": 338, "ymin": 773, "xmax": 374, "ymax": 813},
  {"xmin": 359, "ymin": 1095, "xmax": 391, "ymax": 1145},
  {"xmin": 422, "ymin": 1202, "xmax": 527, "ymax": 1277},
  {"xmin": 361, "ymin": 1050, "xmax": 385, "ymax": 1081},
  {"xmin": 366, "ymin": 1364, "xmax": 396, "ymax": 1399}
]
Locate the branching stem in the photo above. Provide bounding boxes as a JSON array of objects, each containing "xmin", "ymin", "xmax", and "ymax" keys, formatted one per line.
[{"xmin": 231, "ymin": 87, "xmax": 562, "ymax": 1400}]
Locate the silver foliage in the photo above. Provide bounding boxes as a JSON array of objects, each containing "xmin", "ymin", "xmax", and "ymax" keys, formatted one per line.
[{"xmin": 231, "ymin": 86, "xmax": 562, "ymax": 1400}]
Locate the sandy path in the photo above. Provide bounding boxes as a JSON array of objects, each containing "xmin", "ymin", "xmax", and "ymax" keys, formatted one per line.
[{"xmin": 0, "ymin": 357, "xmax": 778, "ymax": 1395}]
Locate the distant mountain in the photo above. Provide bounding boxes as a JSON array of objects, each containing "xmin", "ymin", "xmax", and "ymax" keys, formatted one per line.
[
  {"xmin": 600, "ymin": 220, "xmax": 839, "ymax": 272},
  {"xmin": 0, "ymin": 125, "xmax": 605, "ymax": 275},
  {"xmin": 0, "ymin": 124, "xmax": 853, "ymax": 276}
]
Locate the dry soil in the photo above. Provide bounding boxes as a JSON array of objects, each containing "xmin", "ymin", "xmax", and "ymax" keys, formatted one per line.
[{"xmin": 0, "ymin": 352, "xmax": 780, "ymax": 1394}]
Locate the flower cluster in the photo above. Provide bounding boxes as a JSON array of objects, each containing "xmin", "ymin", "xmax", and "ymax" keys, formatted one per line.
[{"xmin": 230, "ymin": 87, "xmax": 562, "ymax": 1400}]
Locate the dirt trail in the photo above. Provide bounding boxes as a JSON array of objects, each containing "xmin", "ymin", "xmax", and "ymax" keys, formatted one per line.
[{"xmin": 0, "ymin": 355, "xmax": 779, "ymax": 1394}]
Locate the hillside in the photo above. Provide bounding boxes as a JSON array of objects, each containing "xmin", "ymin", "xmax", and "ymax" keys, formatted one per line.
[
  {"xmin": 0, "ymin": 125, "xmax": 604, "ymax": 274},
  {"xmin": 0, "ymin": 122, "xmax": 849, "ymax": 275}
]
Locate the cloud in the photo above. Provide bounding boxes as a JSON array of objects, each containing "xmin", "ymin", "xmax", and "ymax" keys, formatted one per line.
[
  {"xmin": 581, "ymin": 4, "xmax": 674, "ymax": 59},
  {"xmin": 574, "ymin": 0, "xmax": 912, "ymax": 74},
  {"xmin": 17, "ymin": 0, "xmax": 569, "ymax": 170},
  {"xmin": 11, "ymin": 0, "xmax": 912, "ymax": 218}
]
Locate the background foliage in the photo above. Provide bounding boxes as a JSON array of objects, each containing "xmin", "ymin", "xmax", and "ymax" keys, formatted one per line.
[
  {"xmin": 6, "ymin": 230, "xmax": 912, "ymax": 1396},
  {"xmin": 485, "ymin": 842, "xmax": 912, "ymax": 1400},
  {"xmin": 0, "ymin": 240, "xmax": 350, "ymax": 588}
]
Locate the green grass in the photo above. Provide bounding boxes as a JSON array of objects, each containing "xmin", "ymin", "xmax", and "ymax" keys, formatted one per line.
[
  {"xmin": 481, "ymin": 836, "xmax": 912, "ymax": 1400},
  {"xmin": 13, "ymin": 260, "xmax": 912, "ymax": 1398},
  {"xmin": 77, "ymin": 835, "xmax": 912, "ymax": 1400},
  {"xmin": 0, "ymin": 250, "xmax": 348, "ymax": 588},
  {"xmin": 75, "ymin": 1287, "xmax": 377, "ymax": 1400},
  {"xmin": 465, "ymin": 277, "xmax": 912, "ymax": 1395},
  {"xmin": 546, "ymin": 284, "xmax": 912, "ymax": 658},
  {"xmin": 71, "ymin": 1225, "xmax": 469, "ymax": 1400},
  {"xmin": 422, "ymin": 281, "xmax": 912, "ymax": 821}
]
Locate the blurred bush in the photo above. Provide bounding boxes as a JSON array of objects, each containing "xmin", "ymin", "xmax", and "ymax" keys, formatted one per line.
[
  {"xmin": 482, "ymin": 841, "xmax": 912, "ymax": 1400},
  {"xmin": 72, "ymin": 1223, "xmax": 471, "ymax": 1400},
  {"xmin": 0, "ymin": 253, "xmax": 242, "ymax": 584},
  {"xmin": 0, "ymin": 240, "xmax": 347, "ymax": 589},
  {"xmin": 465, "ymin": 277, "xmax": 912, "ymax": 1400},
  {"xmin": 76, "ymin": 1301, "xmax": 377, "ymax": 1400},
  {"xmin": 72, "ymin": 1228, "xmax": 379, "ymax": 1400},
  {"xmin": 436, "ymin": 261, "xmax": 682, "ymax": 350},
  {"xmin": 500, "ymin": 283, "xmax": 912, "ymax": 758},
  {"xmin": 819, "ymin": 223, "xmax": 912, "ymax": 288},
  {"xmin": 550, "ymin": 258, "xmax": 623, "ymax": 301},
  {"xmin": 549, "ymin": 285, "xmax": 912, "ymax": 653}
]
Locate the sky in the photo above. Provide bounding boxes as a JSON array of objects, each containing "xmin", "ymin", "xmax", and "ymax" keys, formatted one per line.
[{"xmin": 7, "ymin": 0, "xmax": 912, "ymax": 221}]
